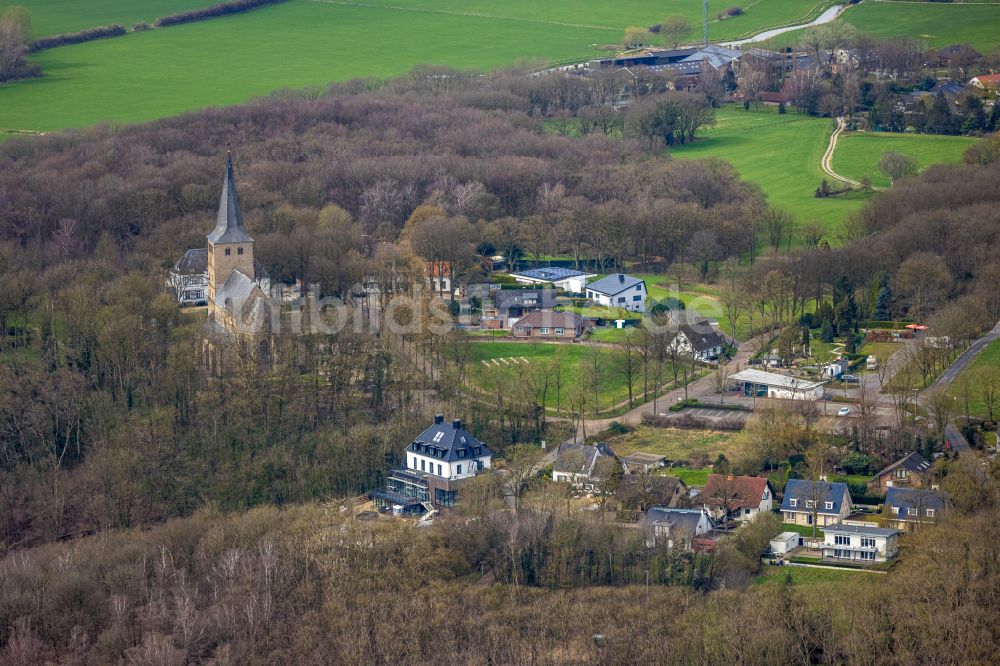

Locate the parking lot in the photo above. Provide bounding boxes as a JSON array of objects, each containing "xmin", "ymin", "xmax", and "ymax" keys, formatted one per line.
[{"xmin": 661, "ymin": 406, "xmax": 752, "ymax": 422}]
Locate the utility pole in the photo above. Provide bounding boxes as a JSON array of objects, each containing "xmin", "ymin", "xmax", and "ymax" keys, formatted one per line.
[{"xmin": 703, "ymin": 0, "xmax": 709, "ymax": 47}]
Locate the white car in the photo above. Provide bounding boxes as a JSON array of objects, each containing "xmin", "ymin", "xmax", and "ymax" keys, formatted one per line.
[{"xmin": 837, "ymin": 407, "xmax": 851, "ymax": 417}]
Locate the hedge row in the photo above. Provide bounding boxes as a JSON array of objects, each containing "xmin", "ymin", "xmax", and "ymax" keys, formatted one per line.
[
  {"xmin": 154, "ymin": 0, "xmax": 288, "ymax": 27},
  {"xmin": 29, "ymin": 24, "xmax": 127, "ymax": 52}
]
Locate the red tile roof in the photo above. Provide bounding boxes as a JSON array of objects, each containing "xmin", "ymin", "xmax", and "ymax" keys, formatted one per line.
[
  {"xmin": 702, "ymin": 474, "xmax": 770, "ymax": 511},
  {"xmin": 973, "ymin": 74, "xmax": 1000, "ymax": 88}
]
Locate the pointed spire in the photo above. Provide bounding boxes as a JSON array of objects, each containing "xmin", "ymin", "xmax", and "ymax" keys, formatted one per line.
[{"xmin": 207, "ymin": 153, "xmax": 254, "ymax": 244}]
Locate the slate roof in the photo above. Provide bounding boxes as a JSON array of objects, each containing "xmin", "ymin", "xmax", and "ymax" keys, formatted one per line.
[
  {"xmin": 644, "ymin": 507, "xmax": 713, "ymax": 541},
  {"xmin": 492, "ymin": 289, "xmax": 557, "ymax": 310},
  {"xmin": 822, "ymin": 523, "xmax": 900, "ymax": 538},
  {"xmin": 553, "ymin": 442, "xmax": 617, "ymax": 478},
  {"xmin": 872, "ymin": 452, "xmax": 931, "ymax": 480},
  {"xmin": 780, "ymin": 479, "xmax": 851, "ymax": 515},
  {"xmin": 406, "ymin": 415, "xmax": 492, "ymax": 463},
  {"xmin": 513, "ymin": 310, "xmax": 591, "ymax": 331},
  {"xmin": 586, "ymin": 273, "xmax": 644, "ymax": 296},
  {"xmin": 510, "ymin": 267, "xmax": 593, "ymax": 282},
  {"xmin": 701, "ymin": 474, "xmax": 771, "ymax": 512},
  {"xmin": 885, "ymin": 487, "xmax": 949, "ymax": 517},
  {"xmin": 207, "ymin": 155, "xmax": 255, "ymax": 245},
  {"xmin": 173, "ymin": 248, "xmax": 208, "ymax": 275},
  {"xmin": 678, "ymin": 324, "xmax": 725, "ymax": 353},
  {"xmin": 215, "ymin": 270, "xmax": 259, "ymax": 313},
  {"xmin": 681, "ymin": 45, "xmax": 741, "ymax": 70}
]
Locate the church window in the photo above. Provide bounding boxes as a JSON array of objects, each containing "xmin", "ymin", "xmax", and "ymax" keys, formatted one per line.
[{"xmin": 225, "ymin": 248, "xmax": 231, "ymax": 256}]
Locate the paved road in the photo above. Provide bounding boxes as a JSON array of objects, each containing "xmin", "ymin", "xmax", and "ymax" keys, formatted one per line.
[
  {"xmin": 722, "ymin": 4, "xmax": 846, "ymax": 46},
  {"xmin": 926, "ymin": 320, "xmax": 1000, "ymax": 392}
]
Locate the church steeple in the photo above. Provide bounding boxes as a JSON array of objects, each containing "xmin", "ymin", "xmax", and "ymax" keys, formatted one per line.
[
  {"xmin": 206, "ymin": 154, "xmax": 256, "ymax": 314},
  {"xmin": 207, "ymin": 153, "xmax": 254, "ymax": 244}
]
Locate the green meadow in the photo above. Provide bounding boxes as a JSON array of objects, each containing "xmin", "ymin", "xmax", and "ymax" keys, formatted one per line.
[
  {"xmin": 2, "ymin": 0, "xmax": 840, "ymax": 134},
  {"xmin": 0, "ymin": 0, "xmax": 218, "ymax": 37},
  {"xmin": 949, "ymin": 339, "xmax": 1000, "ymax": 420},
  {"xmin": 670, "ymin": 106, "xmax": 868, "ymax": 234},
  {"xmin": 770, "ymin": 1, "xmax": 1000, "ymax": 52},
  {"xmin": 832, "ymin": 131, "xmax": 978, "ymax": 189}
]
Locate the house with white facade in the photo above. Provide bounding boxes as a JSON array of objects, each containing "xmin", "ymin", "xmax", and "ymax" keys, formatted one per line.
[
  {"xmin": 371, "ymin": 415, "xmax": 492, "ymax": 515},
  {"xmin": 699, "ymin": 474, "xmax": 774, "ymax": 523},
  {"xmin": 729, "ymin": 369, "xmax": 826, "ymax": 401},
  {"xmin": 821, "ymin": 524, "xmax": 900, "ymax": 563},
  {"xmin": 552, "ymin": 443, "xmax": 619, "ymax": 490},
  {"xmin": 780, "ymin": 478, "xmax": 852, "ymax": 527},
  {"xmin": 673, "ymin": 324, "xmax": 726, "ymax": 362},
  {"xmin": 508, "ymin": 267, "xmax": 595, "ymax": 293},
  {"xmin": 585, "ymin": 274, "xmax": 647, "ymax": 312},
  {"xmin": 642, "ymin": 507, "xmax": 715, "ymax": 550}
]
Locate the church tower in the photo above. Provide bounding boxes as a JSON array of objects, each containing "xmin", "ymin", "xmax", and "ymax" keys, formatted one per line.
[{"xmin": 206, "ymin": 154, "xmax": 255, "ymax": 316}]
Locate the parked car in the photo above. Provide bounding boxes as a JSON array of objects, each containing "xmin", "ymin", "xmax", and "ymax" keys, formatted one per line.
[
  {"xmin": 837, "ymin": 407, "xmax": 851, "ymax": 417},
  {"xmin": 842, "ymin": 374, "xmax": 859, "ymax": 383}
]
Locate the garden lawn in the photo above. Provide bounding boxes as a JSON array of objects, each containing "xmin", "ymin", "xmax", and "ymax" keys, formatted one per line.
[
  {"xmin": 0, "ymin": 0, "xmax": 219, "ymax": 37},
  {"xmin": 753, "ymin": 565, "xmax": 859, "ymax": 587},
  {"xmin": 2, "ymin": 0, "xmax": 842, "ymax": 134},
  {"xmin": 461, "ymin": 341, "xmax": 644, "ymax": 413},
  {"xmin": 669, "ymin": 106, "xmax": 868, "ymax": 235},
  {"xmin": 664, "ymin": 466, "xmax": 711, "ymax": 486},
  {"xmin": 948, "ymin": 338, "xmax": 1000, "ymax": 420},
  {"xmin": 767, "ymin": 1, "xmax": 1000, "ymax": 52},
  {"xmin": 606, "ymin": 425, "xmax": 742, "ymax": 463},
  {"xmin": 832, "ymin": 132, "xmax": 978, "ymax": 189}
]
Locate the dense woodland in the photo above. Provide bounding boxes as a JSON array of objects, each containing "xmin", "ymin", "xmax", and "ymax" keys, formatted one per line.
[{"xmin": 0, "ymin": 68, "xmax": 999, "ymax": 663}]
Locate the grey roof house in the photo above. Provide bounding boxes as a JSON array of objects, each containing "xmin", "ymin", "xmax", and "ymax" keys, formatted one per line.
[
  {"xmin": 552, "ymin": 442, "xmax": 619, "ymax": 489},
  {"xmin": 885, "ymin": 487, "xmax": 949, "ymax": 530},
  {"xmin": 780, "ymin": 478, "xmax": 853, "ymax": 527}
]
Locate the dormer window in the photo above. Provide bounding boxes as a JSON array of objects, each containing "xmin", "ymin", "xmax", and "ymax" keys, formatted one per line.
[
  {"xmin": 225, "ymin": 248, "xmax": 231, "ymax": 256},
  {"xmin": 926, "ymin": 509, "xmax": 935, "ymax": 517},
  {"xmin": 824, "ymin": 501, "xmax": 834, "ymax": 510},
  {"xmin": 789, "ymin": 499, "xmax": 797, "ymax": 507},
  {"xmin": 805, "ymin": 500, "xmax": 814, "ymax": 509}
]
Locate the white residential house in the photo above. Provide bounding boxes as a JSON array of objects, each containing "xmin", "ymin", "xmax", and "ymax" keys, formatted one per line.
[
  {"xmin": 508, "ymin": 267, "xmax": 596, "ymax": 293},
  {"xmin": 700, "ymin": 474, "xmax": 774, "ymax": 523},
  {"xmin": 552, "ymin": 443, "xmax": 618, "ymax": 490},
  {"xmin": 821, "ymin": 524, "xmax": 900, "ymax": 563},
  {"xmin": 672, "ymin": 324, "xmax": 726, "ymax": 362},
  {"xmin": 643, "ymin": 507, "xmax": 715, "ymax": 549},
  {"xmin": 585, "ymin": 274, "xmax": 647, "ymax": 313}
]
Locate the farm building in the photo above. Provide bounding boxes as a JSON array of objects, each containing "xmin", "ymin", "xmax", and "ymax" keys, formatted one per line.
[
  {"xmin": 508, "ymin": 267, "xmax": 595, "ymax": 293},
  {"xmin": 728, "ymin": 369, "xmax": 825, "ymax": 400}
]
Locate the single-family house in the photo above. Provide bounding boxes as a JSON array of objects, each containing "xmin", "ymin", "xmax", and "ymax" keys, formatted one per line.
[
  {"xmin": 868, "ymin": 452, "xmax": 933, "ymax": 494},
  {"xmin": 729, "ymin": 369, "xmax": 826, "ymax": 401},
  {"xmin": 371, "ymin": 415, "xmax": 492, "ymax": 515},
  {"xmin": 480, "ymin": 289, "xmax": 557, "ymax": 329},
  {"xmin": 585, "ymin": 274, "xmax": 647, "ymax": 313},
  {"xmin": 673, "ymin": 324, "xmax": 726, "ymax": 362},
  {"xmin": 700, "ymin": 474, "xmax": 774, "ymax": 523},
  {"xmin": 821, "ymin": 524, "xmax": 900, "ymax": 563},
  {"xmin": 508, "ymin": 267, "xmax": 595, "ymax": 293},
  {"xmin": 970, "ymin": 73, "xmax": 1000, "ymax": 90},
  {"xmin": 616, "ymin": 474, "xmax": 687, "ymax": 511},
  {"xmin": 511, "ymin": 310, "xmax": 592, "ymax": 339},
  {"xmin": 552, "ymin": 442, "xmax": 619, "ymax": 490},
  {"xmin": 643, "ymin": 507, "xmax": 715, "ymax": 549},
  {"xmin": 780, "ymin": 478, "xmax": 852, "ymax": 527},
  {"xmin": 885, "ymin": 487, "xmax": 949, "ymax": 531}
]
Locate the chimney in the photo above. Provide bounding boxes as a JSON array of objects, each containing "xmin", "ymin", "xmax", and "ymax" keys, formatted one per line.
[
  {"xmin": 453, "ymin": 419, "xmax": 462, "ymax": 430},
  {"xmin": 931, "ymin": 483, "xmax": 940, "ymax": 491},
  {"xmin": 434, "ymin": 414, "xmax": 444, "ymax": 424},
  {"xmin": 618, "ymin": 274, "xmax": 625, "ymax": 283},
  {"xmin": 819, "ymin": 474, "xmax": 828, "ymax": 482}
]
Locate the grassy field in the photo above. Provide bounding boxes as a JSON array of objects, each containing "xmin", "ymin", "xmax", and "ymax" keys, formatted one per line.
[
  {"xmin": 1, "ymin": 0, "xmax": 842, "ymax": 134},
  {"xmin": 1, "ymin": 0, "xmax": 218, "ymax": 37},
  {"xmin": 461, "ymin": 340, "xmax": 647, "ymax": 413},
  {"xmin": 769, "ymin": 1, "xmax": 1000, "ymax": 52},
  {"xmin": 670, "ymin": 106, "xmax": 869, "ymax": 233},
  {"xmin": 948, "ymin": 339, "xmax": 1000, "ymax": 420},
  {"xmin": 753, "ymin": 564, "xmax": 860, "ymax": 587},
  {"xmin": 832, "ymin": 132, "xmax": 978, "ymax": 189},
  {"xmin": 606, "ymin": 425, "xmax": 742, "ymax": 463}
]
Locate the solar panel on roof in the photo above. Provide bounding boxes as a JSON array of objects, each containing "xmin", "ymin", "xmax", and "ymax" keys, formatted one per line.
[{"xmin": 513, "ymin": 267, "xmax": 588, "ymax": 280}]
